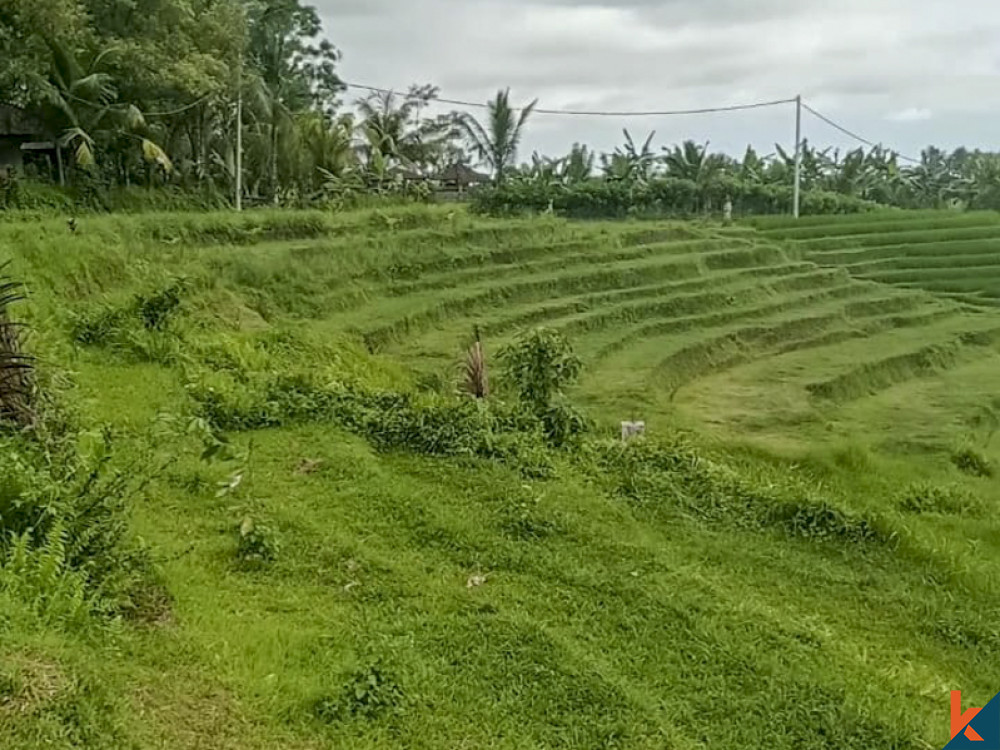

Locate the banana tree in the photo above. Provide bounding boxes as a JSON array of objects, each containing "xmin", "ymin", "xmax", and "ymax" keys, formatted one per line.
[
  {"xmin": 601, "ymin": 130, "xmax": 658, "ymax": 183},
  {"xmin": 521, "ymin": 143, "xmax": 595, "ymax": 187},
  {"xmin": 36, "ymin": 39, "xmax": 171, "ymax": 179},
  {"xmin": 563, "ymin": 143, "xmax": 595, "ymax": 183},
  {"xmin": 662, "ymin": 140, "xmax": 730, "ymax": 187}
]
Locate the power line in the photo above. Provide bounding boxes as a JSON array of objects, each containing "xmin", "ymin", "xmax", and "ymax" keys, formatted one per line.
[
  {"xmin": 61, "ymin": 90, "xmax": 214, "ymax": 118},
  {"xmin": 144, "ymin": 94, "xmax": 215, "ymax": 117},
  {"xmin": 346, "ymin": 82, "xmax": 922, "ymax": 163},
  {"xmin": 344, "ymin": 82, "xmax": 797, "ymax": 118},
  {"xmin": 801, "ymin": 101, "xmax": 922, "ymax": 164}
]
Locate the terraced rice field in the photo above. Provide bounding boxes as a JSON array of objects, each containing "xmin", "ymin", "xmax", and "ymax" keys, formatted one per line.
[
  {"xmin": 757, "ymin": 210, "xmax": 1000, "ymax": 306},
  {"xmin": 10, "ymin": 207, "xmax": 1000, "ymax": 749},
  {"xmin": 249, "ymin": 211, "xmax": 988, "ymax": 453}
]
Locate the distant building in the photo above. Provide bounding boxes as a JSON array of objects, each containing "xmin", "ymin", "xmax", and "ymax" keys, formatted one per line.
[
  {"xmin": 0, "ymin": 104, "xmax": 62, "ymax": 182},
  {"xmin": 435, "ymin": 163, "xmax": 490, "ymax": 193},
  {"xmin": 399, "ymin": 163, "xmax": 491, "ymax": 200}
]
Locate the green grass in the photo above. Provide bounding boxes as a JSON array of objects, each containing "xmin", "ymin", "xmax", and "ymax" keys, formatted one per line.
[{"xmin": 4, "ymin": 206, "xmax": 1000, "ymax": 749}]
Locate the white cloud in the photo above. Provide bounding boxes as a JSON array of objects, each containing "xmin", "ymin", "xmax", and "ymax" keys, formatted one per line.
[
  {"xmin": 887, "ymin": 108, "xmax": 933, "ymax": 122},
  {"xmin": 318, "ymin": 0, "xmax": 1000, "ymax": 158}
]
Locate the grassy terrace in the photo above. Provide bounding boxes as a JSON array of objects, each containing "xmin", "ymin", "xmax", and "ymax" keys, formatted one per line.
[{"xmin": 2, "ymin": 205, "xmax": 999, "ymax": 749}]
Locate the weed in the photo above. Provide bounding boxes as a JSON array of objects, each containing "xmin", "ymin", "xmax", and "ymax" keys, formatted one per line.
[
  {"xmin": 70, "ymin": 279, "xmax": 187, "ymax": 363},
  {"xmin": 313, "ymin": 662, "xmax": 406, "ymax": 723},
  {"xmin": 235, "ymin": 517, "xmax": 280, "ymax": 570},
  {"xmin": 898, "ymin": 482, "xmax": 983, "ymax": 516},
  {"xmin": 493, "ymin": 485, "xmax": 563, "ymax": 541},
  {"xmin": 951, "ymin": 446, "xmax": 995, "ymax": 478},
  {"xmin": 135, "ymin": 279, "xmax": 186, "ymax": 332}
]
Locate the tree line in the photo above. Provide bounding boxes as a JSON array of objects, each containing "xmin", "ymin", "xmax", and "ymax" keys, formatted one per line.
[{"xmin": 3, "ymin": 0, "xmax": 999, "ymax": 214}]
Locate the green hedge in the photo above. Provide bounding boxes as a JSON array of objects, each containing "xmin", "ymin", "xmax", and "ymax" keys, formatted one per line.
[{"xmin": 471, "ymin": 177, "xmax": 877, "ymax": 219}]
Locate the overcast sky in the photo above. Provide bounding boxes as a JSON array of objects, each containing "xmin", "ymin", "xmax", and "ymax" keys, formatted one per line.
[{"xmin": 318, "ymin": 0, "xmax": 1000, "ymax": 162}]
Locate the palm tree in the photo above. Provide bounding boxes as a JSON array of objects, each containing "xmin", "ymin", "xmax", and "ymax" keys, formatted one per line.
[
  {"xmin": 458, "ymin": 89, "xmax": 537, "ymax": 185},
  {"xmin": 246, "ymin": 0, "xmax": 318, "ymax": 199}
]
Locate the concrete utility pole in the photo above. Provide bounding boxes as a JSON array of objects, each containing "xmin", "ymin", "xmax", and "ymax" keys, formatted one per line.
[
  {"xmin": 235, "ymin": 51, "xmax": 243, "ymax": 212},
  {"xmin": 793, "ymin": 94, "xmax": 802, "ymax": 219}
]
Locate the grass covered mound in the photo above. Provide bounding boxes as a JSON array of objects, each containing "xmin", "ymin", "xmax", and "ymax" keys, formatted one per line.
[{"xmin": 2, "ymin": 205, "xmax": 999, "ymax": 749}]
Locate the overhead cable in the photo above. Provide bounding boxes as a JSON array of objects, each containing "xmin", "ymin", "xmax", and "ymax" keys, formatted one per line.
[
  {"xmin": 801, "ymin": 102, "xmax": 922, "ymax": 164},
  {"xmin": 344, "ymin": 82, "xmax": 797, "ymax": 118}
]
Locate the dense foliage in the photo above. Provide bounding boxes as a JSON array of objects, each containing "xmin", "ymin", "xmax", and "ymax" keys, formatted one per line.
[
  {"xmin": 472, "ymin": 136, "xmax": 1000, "ymax": 218},
  {"xmin": 6, "ymin": 4, "xmax": 1000, "ymax": 217},
  {"xmin": 471, "ymin": 176, "xmax": 877, "ymax": 218},
  {"xmin": 0, "ymin": 0, "xmax": 468, "ymax": 207}
]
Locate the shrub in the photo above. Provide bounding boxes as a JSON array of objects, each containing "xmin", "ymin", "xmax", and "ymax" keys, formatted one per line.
[
  {"xmin": 499, "ymin": 328, "xmax": 582, "ymax": 411},
  {"xmin": 0, "ymin": 176, "xmax": 75, "ymax": 212},
  {"xmin": 951, "ymin": 447, "xmax": 994, "ymax": 478},
  {"xmin": 185, "ymin": 366, "xmax": 555, "ymax": 477},
  {"xmin": 766, "ymin": 500, "xmax": 886, "ymax": 545},
  {"xmin": 537, "ymin": 401, "xmax": 591, "ymax": 449},
  {"xmin": 135, "ymin": 280, "xmax": 186, "ymax": 332},
  {"xmin": 471, "ymin": 177, "xmax": 877, "ymax": 219},
  {"xmin": 498, "ymin": 328, "xmax": 589, "ymax": 447},
  {"xmin": 493, "ymin": 485, "xmax": 563, "ymax": 541}
]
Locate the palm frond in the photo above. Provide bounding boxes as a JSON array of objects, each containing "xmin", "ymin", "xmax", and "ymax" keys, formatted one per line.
[
  {"xmin": 71, "ymin": 72, "xmax": 116, "ymax": 105},
  {"xmin": 457, "ymin": 114, "xmax": 493, "ymax": 167},
  {"xmin": 0, "ymin": 264, "xmax": 35, "ymax": 429},
  {"xmin": 463, "ymin": 330, "xmax": 490, "ymax": 400}
]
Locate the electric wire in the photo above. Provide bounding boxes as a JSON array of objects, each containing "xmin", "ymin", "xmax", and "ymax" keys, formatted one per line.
[
  {"xmin": 344, "ymin": 82, "xmax": 797, "ymax": 118},
  {"xmin": 801, "ymin": 101, "xmax": 922, "ymax": 163}
]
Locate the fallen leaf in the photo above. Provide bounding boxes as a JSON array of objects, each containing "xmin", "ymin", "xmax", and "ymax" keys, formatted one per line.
[
  {"xmin": 296, "ymin": 458, "xmax": 324, "ymax": 475},
  {"xmin": 239, "ymin": 516, "xmax": 255, "ymax": 538}
]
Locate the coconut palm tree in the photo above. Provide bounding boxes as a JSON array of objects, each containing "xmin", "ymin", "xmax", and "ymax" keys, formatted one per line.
[{"xmin": 458, "ymin": 89, "xmax": 537, "ymax": 185}]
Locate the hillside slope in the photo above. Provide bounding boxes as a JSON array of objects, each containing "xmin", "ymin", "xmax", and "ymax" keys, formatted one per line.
[{"xmin": 1, "ymin": 206, "xmax": 998, "ymax": 749}]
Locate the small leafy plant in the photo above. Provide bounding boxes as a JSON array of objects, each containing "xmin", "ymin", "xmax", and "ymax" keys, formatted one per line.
[
  {"xmin": 235, "ymin": 517, "xmax": 280, "ymax": 570},
  {"xmin": 313, "ymin": 662, "xmax": 406, "ymax": 723}
]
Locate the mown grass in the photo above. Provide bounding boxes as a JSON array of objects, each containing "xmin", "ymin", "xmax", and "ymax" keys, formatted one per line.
[
  {"xmin": 3, "ymin": 206, "xmax": 1000, "ymax": 749},
  {"xmin": 765, "ymin": 209, "xmax": 1000, "ymax": 307}
]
